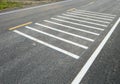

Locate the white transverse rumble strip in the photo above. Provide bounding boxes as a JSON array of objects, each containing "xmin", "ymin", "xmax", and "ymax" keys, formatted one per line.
[
  {"xmin": 11, "ymin": 7, "xmax": 117, "ymax": 83},
  {"xmin": 71, "ymin": 17, "xmax": 120, "ymax": 84},
  {"xmin": 56, "ymin": 15, "xmax": 108, "ymax": 27},
  {"xmin": 44, "ymin": 20, "xmax": 100, "ymax": 35},
  {"xmin": 72, "ymin": 11, "xmax": 115, "ymax": 19},
  {"xmin": 13, "ymin": 9, "xmax": 116, "ymax": 60},
  {"xmin": 35, "ymin": 23, "xmax": 94, "ymax": 42},
  {"xmin": 25, "ymin": 26, "xmax": 88, "ymax": 49},
  {"xmin": 51, "ymin": 18, "xmax": 105, "ymax": 31},
  {"xmin": 62, "ymin": 13, "xmax": 111, "ymax": 24},
  {"xmin": 70, "ymin": 11, "xmax": 115, "ymax": 19},
  {"xmin": 13, "ymin": 30, "xmax": 80, "ymax": 59},
  {"xmin": 75, "ymin": 10, "xmax": 116, "ymax": 17},
  {"xmin": 66, "ymin": 12, "xmax": 113, "ymax": 21}
]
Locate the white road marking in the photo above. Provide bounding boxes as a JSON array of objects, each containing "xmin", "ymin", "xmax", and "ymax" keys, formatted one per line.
[
  {"xmin": 57, "ymin": 15, "xmax": 108, "ymax": 27},
  {"xmin": 87, "ymin": 1, "xmax": 95, "ymax": 5},
  {"xmin": 0, "ymin": 0, "xmax": 70, "ymax": 16},
  {"xmin": 62, "ymin": 13, "xmax": 110, "ymax": 24},
  {"xmin": 13, "ymin": 30, "xmax": 80, "ymax": 59},
  {"xmin": 71, "ymin": 17, "xmax": 120, "ymax": 84},
  {"xmin": 35, "ymin": 23, "xmax": 94, "ymax": 42},
  {"xmin": 67, "ymin": 12, "xmax": 113, "ymax": 21},
  {"xmin": 75, "ymin": 10, "xmax": 116, "ymax": 17},
  {"xmin": 51, "ymin": 18, "xmax": 104, "ymax": 31},
  {"xmin": 72, "ymin": 11, "xmax": 115, "ymax": 19},
  {"xmin": 44, "ymin": 20, "xmax": 100, "ymax": 36},
  {"xmin": 25, "ymin": 26, "xmax": 88, "ymax": 49}
]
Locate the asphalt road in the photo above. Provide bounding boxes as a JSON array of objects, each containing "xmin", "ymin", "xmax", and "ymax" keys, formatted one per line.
[{"xmin": 0, "ymin": 0, "xmax": 120, "ymax": 84}]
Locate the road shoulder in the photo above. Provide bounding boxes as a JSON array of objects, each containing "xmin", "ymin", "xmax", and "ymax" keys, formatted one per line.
[{"xmin": 81, "ymin": 23, "xmax": 120, "ymax": 84}]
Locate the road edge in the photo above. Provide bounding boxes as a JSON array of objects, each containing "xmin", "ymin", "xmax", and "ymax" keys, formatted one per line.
[
  {"xmin": 0, "ymin": 0, "xmax": 71, "ymax": 16},
  {"xmin": 71, "ymin": 17, "xmax": 120, "ymax": 84}
]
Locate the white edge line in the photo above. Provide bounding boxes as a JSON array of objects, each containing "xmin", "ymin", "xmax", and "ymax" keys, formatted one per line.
[
  {"xmin": 0, "ymin": 0, "xmax": 70, "ymax": 16},
  {"xmin": 13, "ymin": 30, "xmax": 79, "ymax": 59},
  {"xmin": 71, "ymin": 17, "xmax": 120, "ymax": 84}
]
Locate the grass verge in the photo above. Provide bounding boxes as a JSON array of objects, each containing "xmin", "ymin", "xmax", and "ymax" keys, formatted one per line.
[
  {"xmin": 0, "ymin": 2, "xmax": 22, "ymax": 10},
  {"xmin": 0, "ymin": 0, "xmax": 64, "ymax": 11}
]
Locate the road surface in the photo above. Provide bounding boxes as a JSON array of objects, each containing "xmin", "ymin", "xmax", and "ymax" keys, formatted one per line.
[{"xmin": 0, "ymin": 0, "xmax": 120, "ymax": 84}]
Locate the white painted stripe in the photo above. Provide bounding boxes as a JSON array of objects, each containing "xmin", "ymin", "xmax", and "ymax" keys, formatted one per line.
[
  {"xmin": 76, "ymin": 10, "xmax": 116, "ymax": 17},
  {"xmin": 44, "ymin": 20, "xmax": 100, "ymax": 36},
  {"xmin": 67, "ymin": 12, "xmax": 113, "ymax": 21},
  {"xmin": 35, "ymin": 23, "xmax": 94, "ymax": 42},
  {"xmin": 72, "ymin": 11, "xmax": 115, "ymax": 19},
  {"xmin": 71, "ymin": 17, "xmax": 120, "ymax": 84},
  {"xmin": 63, "ymin": 13, "xmax": 110, "ymax": 24},
  {"xmin": 25, "ymin": 26, "xmax": 88, "ymax": 49},
  {"xmin": 0, "ymin": 0, "xmax": 70, "ymax": 16},
  {"xmin": 51, "ymin": 18, "xmax": 104, "ymax": 31},
  {"xmin": 57, "ymin": 15, "xmax": 108, "ymax": 27},
  {"xmin": 14, "ymin": 30, "xmax": 79, "ymax": 59}
]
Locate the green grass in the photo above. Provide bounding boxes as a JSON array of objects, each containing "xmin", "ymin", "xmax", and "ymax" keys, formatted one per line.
[{"xmin": 0, "ymin": 2, "xmax": 22, "ymax": 10}]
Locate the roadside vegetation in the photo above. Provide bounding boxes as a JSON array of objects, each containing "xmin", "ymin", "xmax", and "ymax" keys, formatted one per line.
[
  {"xmin": 0, "ymin": 0, "xmax": 22, "ymax": 10},
  {"xmin": 0, "ymin": 0, "xmax": 63, "ymax": 11}
]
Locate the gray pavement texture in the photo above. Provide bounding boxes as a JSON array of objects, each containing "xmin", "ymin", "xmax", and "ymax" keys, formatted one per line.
[
  {"xmin": 0, "ymin": 0, "xmax": 120, "ymax": 84},
  {"xmin": 81, "ymin": 23, "xmax": 120, "ymax": 84}
]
